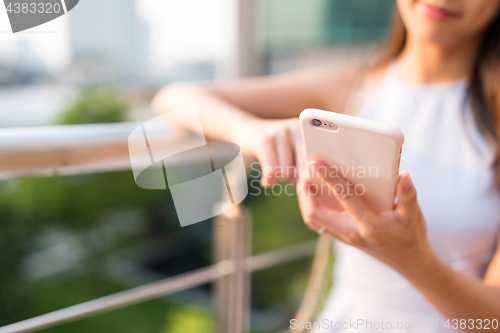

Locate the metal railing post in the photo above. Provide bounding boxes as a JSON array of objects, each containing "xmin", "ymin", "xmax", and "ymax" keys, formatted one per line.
[{"xmin": 213, "ymin": 207, "xmax": 251, "ymax": 333}]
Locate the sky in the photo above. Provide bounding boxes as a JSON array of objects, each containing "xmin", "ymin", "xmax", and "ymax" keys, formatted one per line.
[{"xmin": 0, "ymin": 0, "xmax": 234, "ymax": 77}]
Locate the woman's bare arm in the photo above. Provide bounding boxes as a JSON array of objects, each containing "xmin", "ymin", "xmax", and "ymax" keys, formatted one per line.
[
  {"xmin": 485, "ymin": 244, "xmax": 500, "ymax": 286},
  {"xmin": 151, "ymin": 67, "xmax": 360, "ymax": 185},
  {"xmin": 400, "ymin": 239, "xmax": 500, "ymax": 329},
  {"xmin": 152, "ymin": 67, "xmax": 359, "ymax": 138}
]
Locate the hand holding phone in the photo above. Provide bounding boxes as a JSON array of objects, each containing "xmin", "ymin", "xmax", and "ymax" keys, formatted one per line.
[{"xmin": 299, "ymin": 108, "xmax": 404, "ymax": 212}]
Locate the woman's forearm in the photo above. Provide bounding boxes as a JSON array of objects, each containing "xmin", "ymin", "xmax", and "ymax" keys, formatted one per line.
[
  {"xmin": 151, "ymin": 82, "xmax": 261, "ymax": 144},
  {"xmin": 151, "ymin": 80, "xmax": 310, "ymax": 185},
  {"xmin": 401, "ymin": 250, "xmax": 500, "ymax": 330},
  {"xmin": 151, "ymin": 68, "xmax": 360, "ymax": 144}
]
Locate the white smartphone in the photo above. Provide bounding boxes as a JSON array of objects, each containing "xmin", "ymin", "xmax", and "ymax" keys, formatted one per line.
[{"xmin": 299, "ymin": 108, "xmax": 404, "ymax": 212}]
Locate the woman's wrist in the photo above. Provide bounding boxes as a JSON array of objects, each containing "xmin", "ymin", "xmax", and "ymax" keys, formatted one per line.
[
  {"xmin": 231, "ymin": 117, "xmax": 264, "ymax": 151},
  {"xmin": 396, "ymin": 243, "xmax": 446, "ymax": 286}
]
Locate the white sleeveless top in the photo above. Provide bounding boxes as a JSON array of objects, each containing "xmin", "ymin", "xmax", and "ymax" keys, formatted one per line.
[{"xmin": 314, "ymin": 63, "xmax": 500, "ymax": 332}]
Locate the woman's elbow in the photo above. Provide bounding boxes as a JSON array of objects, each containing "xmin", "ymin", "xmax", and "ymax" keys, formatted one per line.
[{"xmin": 151, "ymin": 82, "xmax": 205, "ymax": 115}]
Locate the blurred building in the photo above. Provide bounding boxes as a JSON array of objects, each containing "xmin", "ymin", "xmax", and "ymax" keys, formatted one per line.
[
  {"xmin": 68, "ymin": 0, "xmax": 149, "ymax": 85},
  {"xmin": 261, "ymin": 0, "xmax": 395, "ymax": 73}
]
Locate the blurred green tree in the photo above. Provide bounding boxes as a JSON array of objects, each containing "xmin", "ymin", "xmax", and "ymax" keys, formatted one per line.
[
  {"xmin": 161, "ymin": 306, "xmax": 214, "ymax": 333},
  {"xmin": 57, "ymin": 87, "xmax": 128, "ymax": 125},
  {"xmin": 0, "ymin": 86, "xmax": 166, "ymax": 326}
]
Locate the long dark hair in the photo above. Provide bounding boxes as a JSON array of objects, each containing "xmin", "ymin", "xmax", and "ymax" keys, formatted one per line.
[{"xmin": 378, "ymin": 9, "xmax": 500, "ymax": 184}]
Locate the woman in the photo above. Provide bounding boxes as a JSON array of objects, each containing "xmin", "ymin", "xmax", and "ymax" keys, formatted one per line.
[{"xmin": 152, "ymin": 0, "xmax": 500, "ymax": 331}]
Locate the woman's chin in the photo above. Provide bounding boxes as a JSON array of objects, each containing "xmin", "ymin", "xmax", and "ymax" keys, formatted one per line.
[{"xmin": 413, "ymin": 27, "xmax": 465, "ymax": 47}]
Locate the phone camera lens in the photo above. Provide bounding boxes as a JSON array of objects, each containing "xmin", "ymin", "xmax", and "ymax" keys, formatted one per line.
[{"xmin": 312, "ymin": 119, "xmax": 321, "ymax": 126}]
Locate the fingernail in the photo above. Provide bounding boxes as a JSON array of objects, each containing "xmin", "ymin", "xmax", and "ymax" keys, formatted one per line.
[{"xmin": 401, "ymin": 172, "xmax": 412, "ymax": 191}]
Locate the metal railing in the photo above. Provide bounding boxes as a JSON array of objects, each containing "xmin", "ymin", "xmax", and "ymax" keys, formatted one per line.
[{"xmin": 0, "ymin": 122, "xmax": 316, "ymax": 333}]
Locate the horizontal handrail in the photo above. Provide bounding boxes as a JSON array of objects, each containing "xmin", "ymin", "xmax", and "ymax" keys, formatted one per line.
[
  {"xmin": 0, "ymin": 266, "xmax": 223, "ymax": 333},
  {"xmin": 0, "ymin": 122, "xmax": 209, "ymax": 180},
  {"xmin": 0, "ymin": 240, "xmax": 316, "ymax": 333},
  {"xmin": 246, "ymin": 240, "xmax": 317, "ymax": 272}
]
